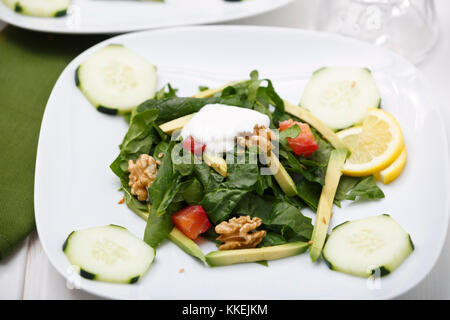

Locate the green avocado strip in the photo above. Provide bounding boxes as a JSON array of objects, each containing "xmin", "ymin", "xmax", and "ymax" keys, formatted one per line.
[
  {"xmin": 283, "ymin": 100, "xmax": 349, "ymax": 151},
  {"xmin": 205, "ymin": 241, "xmax": 309, "ymax": 267},
  {"xmin": 167, "ymin": 228, "xmax": 206, "ymax": 262},
  {"xmin": 309, "ymin": 148, "xmax": 347, "ymax": 262}
]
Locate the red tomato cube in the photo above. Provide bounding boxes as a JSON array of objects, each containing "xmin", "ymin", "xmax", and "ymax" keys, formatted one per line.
[
  {"xmin": 182, "ymin": 136, "xmax": 206, "ymax": 155},
  {"xmin": 171, "ymin": 205, "xmax": 211, "ymax": 240},
  {"xmin": 279, "ymin": 119, "xmax": 319, "ymax": 157}
]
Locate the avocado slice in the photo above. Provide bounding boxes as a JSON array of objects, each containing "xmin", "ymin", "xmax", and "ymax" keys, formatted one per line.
[
  {"xmin": 203, "ymin": 153, "xmax": 228, "ymax": 177},
  {"xmin": 283, "ymin": 100, "xmax": 349, "ymax": 152},
  {"xmin": 159, "ymin": 113, "xmax": 195, "ymax": 134},
  {"xmin": 309, "ymin": 148, "xmax": 347, "ymax": 262},
  {"xmin": 205, "ymin": 241, "xmax": 309, "ymax": 267},
  {"xmin": 168, "ymin": 227, "xmax": 206, "ymax": 263},
  {"xmin": 264, "ymin": 152, "xmax": 297, "ymax": 196}
]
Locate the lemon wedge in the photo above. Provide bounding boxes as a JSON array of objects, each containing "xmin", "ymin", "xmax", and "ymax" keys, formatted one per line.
[
  {"xmin": 336, "ymin": 108, "xmax": 404, "ymax": 176},
  {"xmin": 374, "ymin": 147, "xmax": 407, "ymax": 184}
]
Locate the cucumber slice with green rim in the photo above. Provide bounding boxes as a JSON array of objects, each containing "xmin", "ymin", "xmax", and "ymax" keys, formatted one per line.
[
  {"xmin": 77, "ymin": 45, "xmax": 157, "ymax": 115},
  {"xmin": 1, "ymin": 0, "xmax": 17, "ymax": 10},
  {"xmin": 323, "ymin": 214, "xmax": 414, "ymax": 278},
  {"xmin": 63, "ymin": 225, "xmax": 155, "ymax": 284},
  {"xmin": 300, "ymin": 67, "xmax": 381, "ymax": 130},
  {"xmin": 14, "ymin": 0, "xmax": 70, "ymax": 17}
]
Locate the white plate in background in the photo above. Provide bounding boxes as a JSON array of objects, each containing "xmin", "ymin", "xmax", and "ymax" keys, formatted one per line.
[
  {"xmin": 0, "ymin": 0, "xmax": 292, "ymax": 34},
  {"xmin": 35, "ymin": 26, "xmax": 449, "ymax": 299}
]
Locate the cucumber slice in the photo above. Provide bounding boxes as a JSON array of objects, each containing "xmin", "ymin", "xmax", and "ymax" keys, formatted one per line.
[
  {"xmin": 1, "ymin": 0, "xmax": 17, "ymax": 10},
  {"xmin": 63, "ymin": 225, "xmax": 155, "ymax": 284},
  {"xmin": 300, "ymin": 67, "xmax": 381, "ymax": 130},
  {"xmin": 323, "ymin": 215, "xmax": 414, "ymax": 278},
  {"xmin": 77, "ymin": 45, "xmax": 157, "ymax": 115},
  {"xmin": 14, "ymin": 0, "xmax": 70, "ymax": 17}
]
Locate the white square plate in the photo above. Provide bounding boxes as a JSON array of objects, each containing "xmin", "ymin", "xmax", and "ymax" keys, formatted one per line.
[{"xmin": 35, "ymin": 26, "xmax": 450, "ymax": 299}]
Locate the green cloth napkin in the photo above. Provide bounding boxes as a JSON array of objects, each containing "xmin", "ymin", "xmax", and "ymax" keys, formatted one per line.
[{"xmin": 0, "ymin": 26, "xmax": 107, "ymax": 260}]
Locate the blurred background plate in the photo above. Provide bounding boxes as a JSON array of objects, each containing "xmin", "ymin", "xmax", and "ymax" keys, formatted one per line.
[{"xmin": 0, "ymin": 0, "xmax": 292, "ymax": 34}]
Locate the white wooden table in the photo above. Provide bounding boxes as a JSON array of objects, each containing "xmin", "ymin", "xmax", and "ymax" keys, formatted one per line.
[{"xmin": 1, "ymin": 0, "xmax": 449, "ymax": 299}]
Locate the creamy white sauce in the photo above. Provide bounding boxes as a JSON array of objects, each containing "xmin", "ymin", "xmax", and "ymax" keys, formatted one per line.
[{"xmin": 180, "ymin": 104, "xmax": 270, "ymax": 154}]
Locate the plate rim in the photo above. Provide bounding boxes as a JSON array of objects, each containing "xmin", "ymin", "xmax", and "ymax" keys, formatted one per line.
[
  {"xmin": 34, "ymin": 25, "xmax": 450, "ymax": 300},
  {"xmin": 0, "ymin": 0, "xmax": 293, "ymax": 34}
]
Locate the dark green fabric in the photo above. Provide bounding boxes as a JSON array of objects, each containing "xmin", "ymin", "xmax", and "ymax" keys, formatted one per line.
[{"xmin": 0, "ymin": 26, "xmax": 107, "ymax": 260}]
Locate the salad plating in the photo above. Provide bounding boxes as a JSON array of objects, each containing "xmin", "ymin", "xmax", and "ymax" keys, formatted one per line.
[{"xmin": 63, "ymin": 45, "xmax": 412, "ymax": 284}]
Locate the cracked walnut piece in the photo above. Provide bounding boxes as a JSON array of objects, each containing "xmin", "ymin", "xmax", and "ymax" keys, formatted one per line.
[
  {"xmin": 128, "ymin": 154, "xmax": 158, "ymax": 201},
  {"xmin": 237, "ymin": 125, "xmax": 276, "ymax": 155},
  {"xmin": 215, "ymin": 216, "xmax": 266, "ymax": 250}
]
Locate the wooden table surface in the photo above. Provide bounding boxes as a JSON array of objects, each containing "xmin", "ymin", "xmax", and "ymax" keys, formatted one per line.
[{"xmin": 1, "ymin": 0, "xmax": 449, "ymax": 299}]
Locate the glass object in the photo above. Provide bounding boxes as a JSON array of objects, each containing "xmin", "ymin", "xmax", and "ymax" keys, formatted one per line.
[{"xmin": 315, "ymin": 0, "xmax": 440, "ymax": 65}]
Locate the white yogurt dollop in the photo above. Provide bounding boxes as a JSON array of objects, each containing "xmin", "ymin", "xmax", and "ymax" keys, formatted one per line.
[{"xmin": 180, "ymin": 104, "xmax": 270, "ymax": 155}]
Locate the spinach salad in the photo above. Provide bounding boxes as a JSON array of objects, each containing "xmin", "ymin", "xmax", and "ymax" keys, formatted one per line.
[{"xmin": 63, "ymin": 45, "xmax": 414, "ymax": 284}]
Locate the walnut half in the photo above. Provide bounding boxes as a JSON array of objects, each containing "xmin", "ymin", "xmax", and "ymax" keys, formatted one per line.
[
  {"xmin": 128, "ymin": 154, "xmax": 157, "ymax": 201},
  {"xmin": 237, "ymin": 125, "xmax": 276, "ymax": 155},
  {"xmin": 215, "ymin": 216, "xmax": 266, "ymax": 250}
]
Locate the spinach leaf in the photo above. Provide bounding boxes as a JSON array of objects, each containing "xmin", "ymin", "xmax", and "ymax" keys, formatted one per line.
[
  {"xmin": 224, "ymin": 162, "xmax": 259, "ymax": 190},
  {"xmin": 148, "ymin": 142, "xmax": 182, "ymax": 216},
  {"xmin": 110, "ymin": 108, "xmax": 159, "ymax": 179},
  {"xmin": 152, "ymin": 141, "xmax": 170, "ymax": 161},
  {"xmin": 295, "ymin": 177, "xmax": 321, "ymax": 211},
  {"xmin": 181, "ymin": 178, "xmax": 204, "ymax": 205},
  {"xmin": 234, "ymin": 193, "xmax": 313, "ymax": 242},
  {"xmin": 194, "ymin": 162, "xmax": 225, "ymax": 192},
  {"xmin": 279, "ymin": 149, "xmax": 323, "ymax": 185},
  {"xmin": 144, "ymin": 202, "xmax": 183, "ymax": 248},
  {"xmin": 334, "ymin": 176, "xmax": 385, "ymax": 207},
  {"xmin": 270, "ymin": 202, "xmax": 313, "ymax": 240},
  {"xmin": 198, "ymin": 149, "xmax": 259, "ymax": 224},
  {"xmin": 259, "ymin": 231, "xmax": 287, "ymax": 247},
  {"xmin": 254, "ymin": 173, "xmax": 274, "ymax": 196},
  {"xmin": 201, "ymin": 188, "xmax": 248, "ymax": 224},
  {"xmin": 119, "ymin": 178, "xmax": 149, "ymax": 219},
  {"xmin": 172, "ymin": 151, "xmax": 196, "ymax": 177},
  {"xmin": 154, "ymin": 83, "xmax": 178, "ymax": 100},
  {"xmin": 137, "ymin": 96, "xmax": 251, "ymax": 124},
  {"xmin": 309, "ymin": 131, "xmax": 334, "ymax": 166},
  {"xmin": 221, "ymin": 72, "xmax": 284, "ymax": 125}
]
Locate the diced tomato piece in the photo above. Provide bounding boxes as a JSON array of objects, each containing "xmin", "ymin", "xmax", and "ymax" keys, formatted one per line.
[
  {"xmin": 171, "ymin": 205, "xmax": 211, "ymax": 240},
  {"xmin": 279, "ymin": 119, "xmax": 319, "ymax": 157},
  {"xmin": 182, "ymin": 136, "xmax": 206, "ymax": 155}
]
